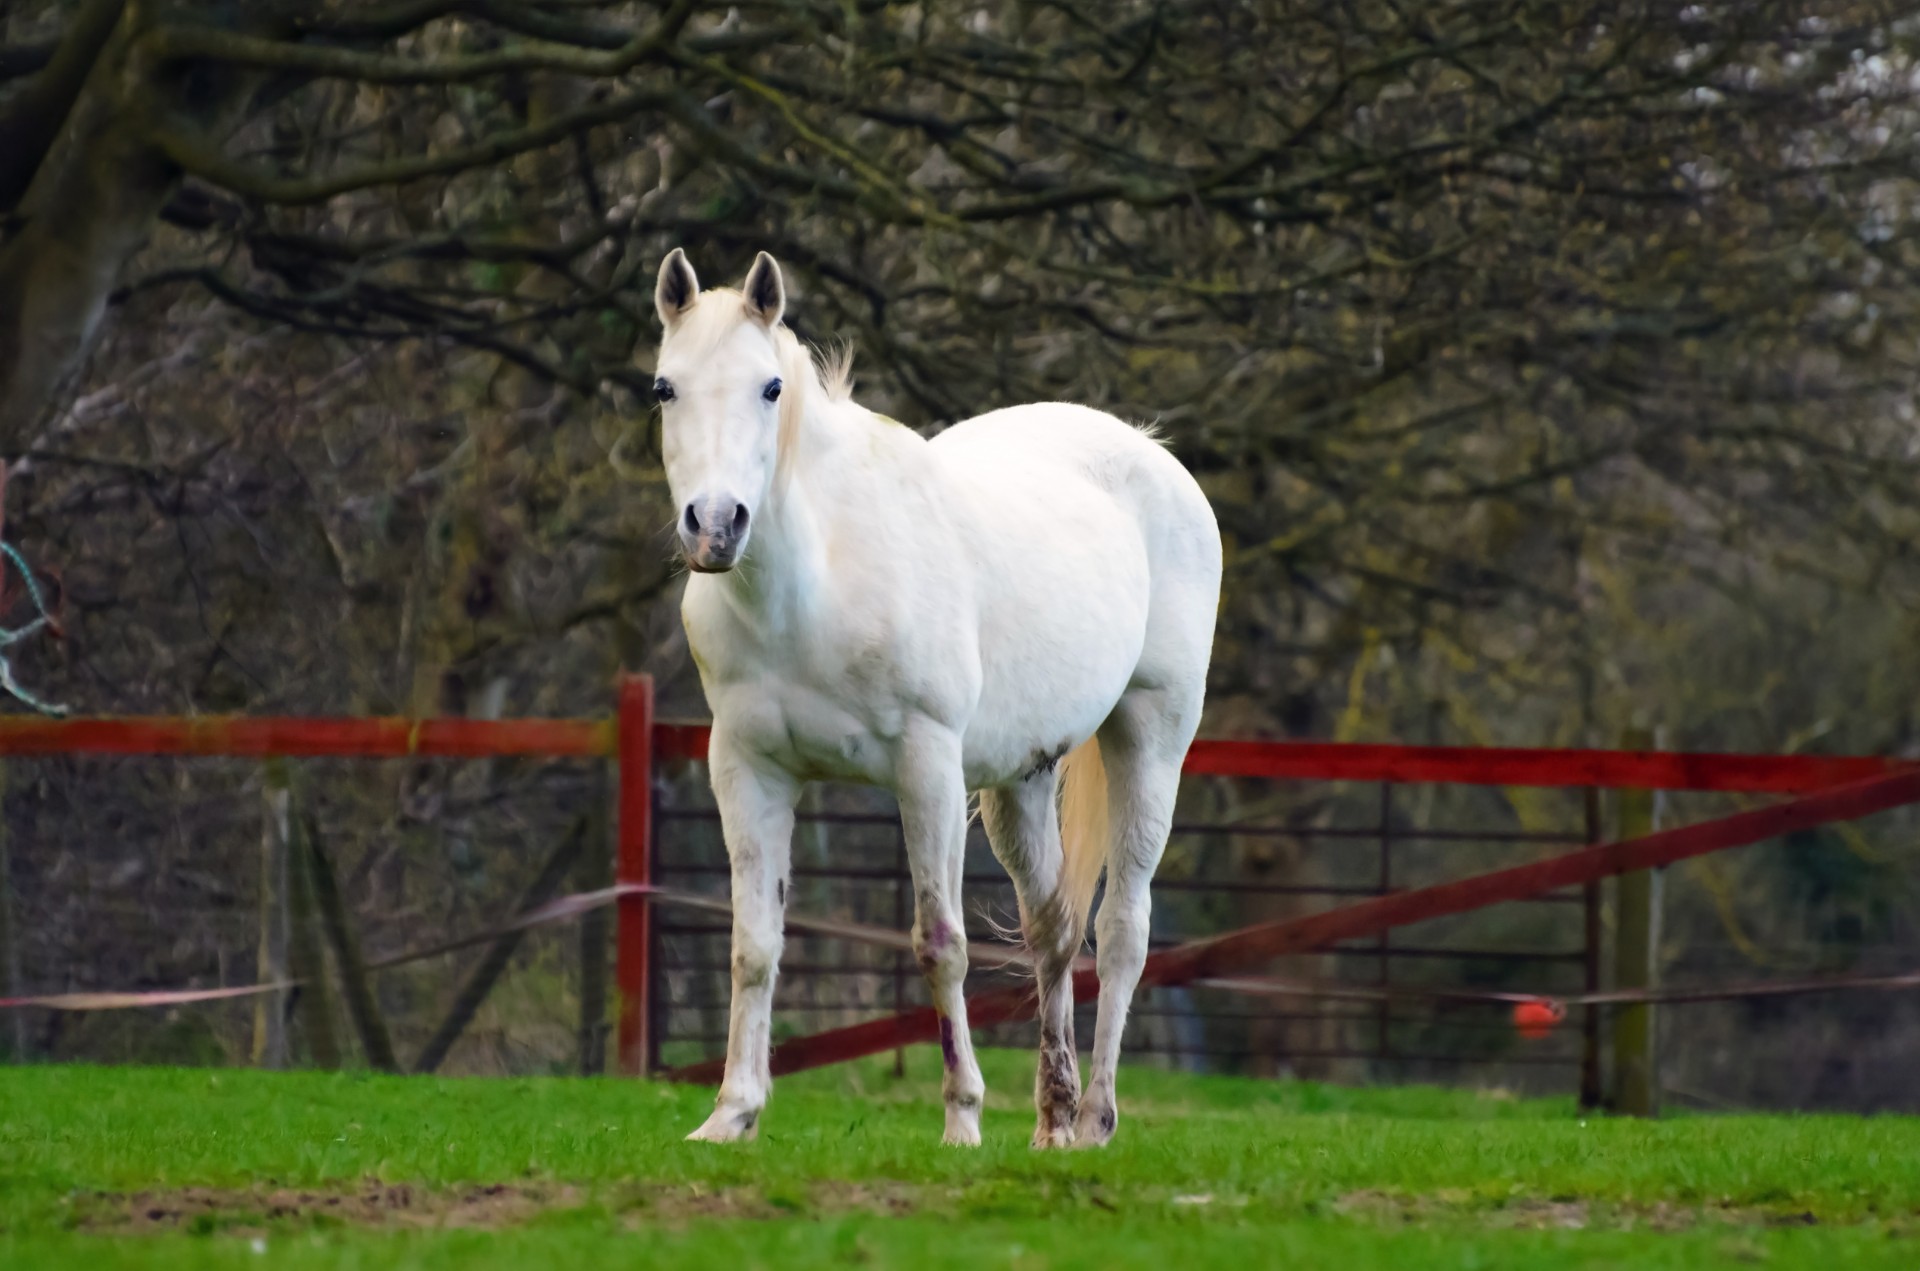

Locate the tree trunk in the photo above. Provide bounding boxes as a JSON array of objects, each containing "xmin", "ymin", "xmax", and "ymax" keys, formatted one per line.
[
  {"xmin": 0, "ymin": 8, "xmax": 177, "ymax": 451},
  {"xmin": 414, "ymin": 816, "xmax": 588, "ymax": 1075},
  {"xmin": 0, "ymin": 1, "xmax": 299, "ymax": 454},
  {"xmin": 300, "ymin": 808, "xmax": 399, "ymax": 1072},
  {"xmin": 285, "ymin": 798, "xmax": 342, "ymax": 1069}
]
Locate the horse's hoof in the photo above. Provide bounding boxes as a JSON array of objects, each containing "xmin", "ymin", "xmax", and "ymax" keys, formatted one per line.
[
  {"xmin": 686, "ymin": 1105, "xmax": 760, "ymax": 1143},
  {"xmin": 1030, "ymin": 1121, "xmax": 1074, "ymax": 1150},
  {"xmin": 1070, "ymin": 1100, "xmax": 1117, "ymax": 1149},
  {"xmin": 943, "ymin": 1100, "xmax": 983, "ymax": 1147}
]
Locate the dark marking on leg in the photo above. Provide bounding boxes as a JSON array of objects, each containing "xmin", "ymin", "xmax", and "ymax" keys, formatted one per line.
[
  {"xmin": 939, "ymin": 1018, "xmax": 959, "ymax": 1072},
  {"xmin": 1097, "ymin": 1106, "xmax": 1116, "ymax": 1136},
  {"xmin": 776, "ymin": 879, "xmax": 785, "ymax": 905},
  {"xmin": 917, "ymin": 917, "xmax": 954, "ymax": 975},
  {"xmin": 1032, "ymin": 1027, "xmax": 1079, "ymax": 1147},
  {"xmin": 1039, "ymin": 1042, "xmax": 1078, "ymax": 1111}
]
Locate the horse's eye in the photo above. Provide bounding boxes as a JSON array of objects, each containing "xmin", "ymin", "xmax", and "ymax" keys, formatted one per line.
[
  {"xmin": 762, "ymin": 378, "xmax": 783, "ymax": 403},
  {"xmin": 654, "ymin": 378, "xmax": 675, "ymax": 403}
]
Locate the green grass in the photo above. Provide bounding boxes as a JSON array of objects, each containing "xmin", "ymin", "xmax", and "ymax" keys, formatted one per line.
[{"xmin": 4, "ymin": 1049, "xmax": 1918, "ymax": 1268}]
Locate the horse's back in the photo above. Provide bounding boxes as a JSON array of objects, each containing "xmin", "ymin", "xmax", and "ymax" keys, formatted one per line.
[
  {"xmin": 933, "ymin": 402, "xmax": 1219, "ymax": 600},
  {"xmin": 935, "ymin": 401, "xmax": 1210, "ymax": 525}
]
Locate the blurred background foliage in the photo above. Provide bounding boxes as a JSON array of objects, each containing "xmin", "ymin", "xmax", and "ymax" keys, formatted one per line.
[{"xmin": 5, "ymin": 0, "xmax": 1920, "ymax": 1106}]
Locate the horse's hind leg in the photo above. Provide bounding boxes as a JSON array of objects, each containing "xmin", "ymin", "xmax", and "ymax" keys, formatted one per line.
[
  {"xmin": 1075, "ymin": 687, "xmax": 1193, "ymax": 1148},
  {"xmin": 981, "ymin": 770, "xmax": 1080, "ymax": 1149}
]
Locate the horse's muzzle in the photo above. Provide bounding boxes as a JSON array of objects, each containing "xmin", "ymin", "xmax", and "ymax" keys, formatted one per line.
[
  {"xmin": 685, "ymin": 539, "xmax": 740, "ymax": 573},
  {"xmin": 680, "ymin": 495, "xmax": 750, "ymax": 572}
]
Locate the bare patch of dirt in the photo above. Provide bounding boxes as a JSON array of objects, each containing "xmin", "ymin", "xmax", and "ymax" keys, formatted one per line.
[
  {"xmin": 79, "ymin": 1178, "xmax": 941, "ymax": 1235},
  {"xmin": 82, "ymin": 1180, "xmax": 577, "ymax": 1235},
  {"xmin": 1334, "ymin": 1190, "xmax": 1829, "ymax": 1233}
]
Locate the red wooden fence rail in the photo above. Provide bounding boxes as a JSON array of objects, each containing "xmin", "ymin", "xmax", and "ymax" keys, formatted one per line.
[{"xmin": 0, "ymin": 715, "xmax": 612, "ymax": 758}]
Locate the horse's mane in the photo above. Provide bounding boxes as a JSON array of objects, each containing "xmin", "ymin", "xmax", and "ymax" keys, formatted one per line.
[
  {"xmin": 810, "ymin": 336, "xmax": 855, "ymax": 403},
  {"xmin": 771, "ymin": 320, "xmax": 855, "ymax": 490}
]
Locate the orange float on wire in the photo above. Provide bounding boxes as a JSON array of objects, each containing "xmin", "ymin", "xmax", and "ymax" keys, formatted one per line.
[{"xmin": 1512, "ymin": 998, "xmax": 1567, "ymax": 1039}]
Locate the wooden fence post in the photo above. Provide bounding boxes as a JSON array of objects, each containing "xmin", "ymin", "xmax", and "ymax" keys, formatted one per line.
[
  {"xmin": 0, "ymin": 760, "xmax": 21, "ymax": 1063},
  {"xmin": 1580, "ymin": 786, "xmax": 1603, "ymax": 1111},
  {"xmin": 576, "ymin": 764, "xmax": 612, "ymax": 1076},
  {"xmin": 1612, "ymin": 728, "xmax": 1660, "ymax": 1115},
  {"xmin": 1375, "ymin": 781, "xmax": 1393, "ymax": 1061},
  {"xmin": 615, "ymin": 674, "xmax": 655, "ymax": 1077},
  {"xmin": 251, "ymin": 758, "xmax": 291, "ymax": 1069}
]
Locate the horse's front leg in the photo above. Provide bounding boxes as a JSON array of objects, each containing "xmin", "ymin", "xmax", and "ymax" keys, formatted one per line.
[
  {"xmin": 896, "ymin": 725, "xmax": 985, "ymax": 1146},
  {"xmin": 686, "ymin": 742, "xmax": 798, "ymax": 1144}
]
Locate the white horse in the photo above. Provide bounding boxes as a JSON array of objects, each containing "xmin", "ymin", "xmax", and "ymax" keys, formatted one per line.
[{"xmin": 653, "ymin": 249, "xmax": 1220, "ymax": 1148}]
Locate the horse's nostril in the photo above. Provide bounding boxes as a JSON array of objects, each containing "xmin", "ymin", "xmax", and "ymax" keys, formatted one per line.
[
  {"xmin": 684, "ymin": 504, "xmax": 700, "ymax": 534},
  {"xmin": 731, "ymin": 503, "xmax": 750, "ymax": 534}
]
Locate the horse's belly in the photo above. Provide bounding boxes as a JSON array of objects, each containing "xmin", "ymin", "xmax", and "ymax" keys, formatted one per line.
[{"xmin": 960, "ymin": 629, "xmax": 1146, "ymax": 786}]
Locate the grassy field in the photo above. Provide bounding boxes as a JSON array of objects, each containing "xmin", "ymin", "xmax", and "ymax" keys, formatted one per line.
[{"xmin": 3, "ymin": 1049, "xmax": 1918, "ymax": 1269}]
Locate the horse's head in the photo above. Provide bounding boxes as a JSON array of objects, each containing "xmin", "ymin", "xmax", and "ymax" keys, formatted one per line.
[{"xmin": 651, "ymin": 248, "xmax": 790, "ymax": 574}]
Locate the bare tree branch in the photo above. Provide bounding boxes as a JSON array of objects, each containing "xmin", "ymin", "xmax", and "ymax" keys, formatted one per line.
[
  {"xmin": 0, "ymin": 39, "xmax": 58, "ymax": 81},
  {"xmin": 0, "ymin": 0, "xmax": 127, "ymax": 215},
  {"xmin": 146, "ymin": 0, "xmax": 700, "ymax": 85},
  {"xmin": 143, "ymin": 85, "xmax": 673, "ymax": 203}
]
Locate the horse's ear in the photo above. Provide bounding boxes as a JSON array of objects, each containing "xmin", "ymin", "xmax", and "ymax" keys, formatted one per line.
[
  {"xmin": 655, "ymin": 248, "xmax": 699, "ymax": 329},
  {"xmin": 742, "ymin": 251, "xmax": 785, "ymax": 327}
]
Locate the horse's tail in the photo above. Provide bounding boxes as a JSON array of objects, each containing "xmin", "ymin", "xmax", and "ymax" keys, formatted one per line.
[{"xmin": 1053, "ymin": 734, "xmax": 1111, "ymax": 952}]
